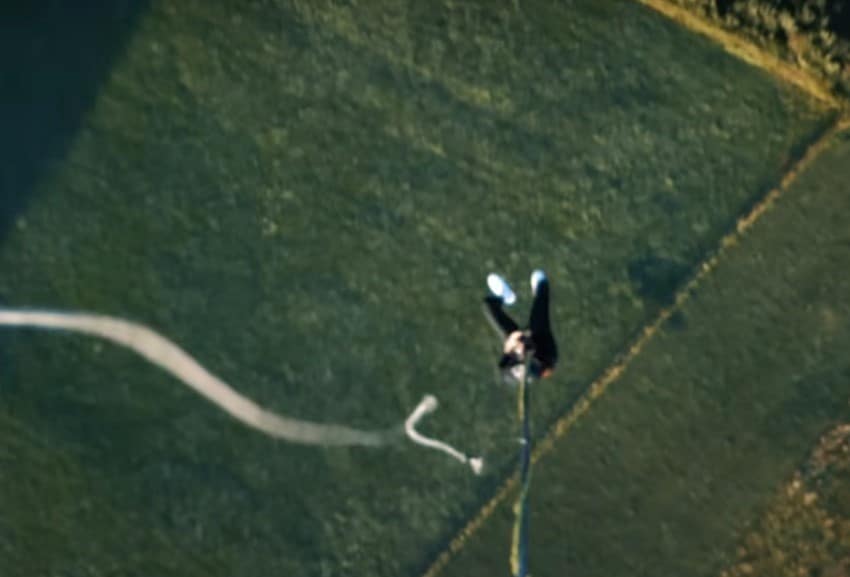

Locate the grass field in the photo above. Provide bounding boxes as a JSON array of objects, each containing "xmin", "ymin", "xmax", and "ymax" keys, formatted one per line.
[
  {"xmin": 0, "ymin": 1, "xmax": 841, "ymax": 576},
  {"xmin": 439, "ymin": 128, "xmax": 850, "ymax": 576},
  {"xmin": 720, "ymin": 422, "xmax": 850, "ymax": 577}
]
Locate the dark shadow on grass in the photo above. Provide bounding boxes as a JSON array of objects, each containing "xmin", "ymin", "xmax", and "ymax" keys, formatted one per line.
[
  {"xmin": 0, "ymin": 1, "xmax": 151, "ymax": 242},
  {"xmin": 627, "ymin": 254, "xmax": 691, "ymax": 307}
]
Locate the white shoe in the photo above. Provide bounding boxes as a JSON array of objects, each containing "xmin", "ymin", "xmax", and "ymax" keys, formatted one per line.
[
  {"xmin": 530, "ymin": 269, "xmax": 547, "ymax": 296},
  {"xmin": 487, "ymin": 273, "xmax": 516, "ymax": 305}
]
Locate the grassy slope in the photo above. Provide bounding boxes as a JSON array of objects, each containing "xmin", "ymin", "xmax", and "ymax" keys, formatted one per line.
[
  {"xmin": 441, "ymin": 129, "xmax": 850, "ymax": 576},
  {"xmin": 0, "ymin": 0, "xmax": 834, "ymax": 575}
]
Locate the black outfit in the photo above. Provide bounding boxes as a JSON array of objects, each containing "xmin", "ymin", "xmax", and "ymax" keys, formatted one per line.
[{"xmin": 483, "ymin": 278, "xmax": 558, "ymax": 380}]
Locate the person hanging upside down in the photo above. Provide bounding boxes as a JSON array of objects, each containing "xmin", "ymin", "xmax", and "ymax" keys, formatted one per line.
[{"xmin": 483, "ymin": 270, "xmax": 558, "ymax": 383}]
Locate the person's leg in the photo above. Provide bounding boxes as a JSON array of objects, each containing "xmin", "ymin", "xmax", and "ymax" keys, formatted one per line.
[
  {"xmin": 483, "ymin": 296, "xmax": 519, "ymax": 338},
  {"xmin": 528, "ymin": 270, "xmax": 557, "ymax": 373},
  {"xmin": 528, "ymin": 271, "xmax": 551, "ymax": 334}
]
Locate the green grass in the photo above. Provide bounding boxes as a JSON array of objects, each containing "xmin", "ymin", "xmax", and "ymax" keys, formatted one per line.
[
  {"xmin": 441, "ymin": 129, "xmax": 850, "ymax": 576},
  {"xmin": 0, "ymin": 408, "xmax": 215, "ymax": 575},
  {"xmin": 0, "ymin": 0, "xmax": 837, "ymax": 575}
]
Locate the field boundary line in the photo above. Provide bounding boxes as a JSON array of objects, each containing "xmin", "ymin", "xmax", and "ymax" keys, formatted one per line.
[
  {"xmin": 417, "ymin": 116, "xmax": 847, "ymax": 577},
  {"xmin": 632, "ymin": 0, "xmax": 842, "ymax": 110}
]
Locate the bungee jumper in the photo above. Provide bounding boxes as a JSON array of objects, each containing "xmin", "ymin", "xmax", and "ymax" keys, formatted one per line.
[{"xmin": 483, "ymin": 269, "xmax": 558, "ymax": 383}]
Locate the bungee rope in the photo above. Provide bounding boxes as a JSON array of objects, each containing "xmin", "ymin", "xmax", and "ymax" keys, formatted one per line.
[{"xmin": 510, "ymin": 354, "xmax": 534, "ymax": 577}]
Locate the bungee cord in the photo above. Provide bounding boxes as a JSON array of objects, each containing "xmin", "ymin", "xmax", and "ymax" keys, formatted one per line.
[
  {"xmin": 0, "ymin": 308, "xmax": 482, "ymax": 473},
  {"xmin": 510, "ymin": 355, "xmax": 534, "ymax": 577}
]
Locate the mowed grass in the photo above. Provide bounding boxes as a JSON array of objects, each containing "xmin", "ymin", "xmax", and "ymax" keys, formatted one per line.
[
  {"xmin": 440, "ymin": 129, "xmax": 850, "ymax": 576},
  {"xmin": 0, "ymin": 0, "xmax": 836, "ymax": 575}
]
